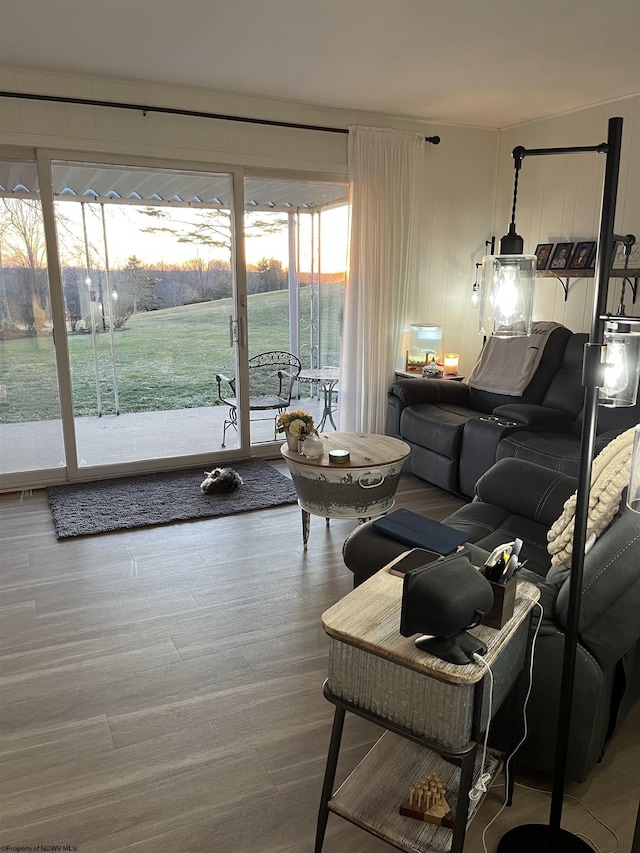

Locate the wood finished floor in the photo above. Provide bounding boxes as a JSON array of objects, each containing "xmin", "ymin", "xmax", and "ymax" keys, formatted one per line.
[{"xmin": 1, "ymin": 464, "xmax": 638, "ymax": 852}]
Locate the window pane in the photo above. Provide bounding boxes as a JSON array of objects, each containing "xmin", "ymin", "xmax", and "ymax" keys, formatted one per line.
[
  {"xmin": 0, "ymin": 163, "xmax": 64, "ymax": 474},
  {"xmin": 52, "ymin": 160, "xmax": 236, "ymax": 466}
]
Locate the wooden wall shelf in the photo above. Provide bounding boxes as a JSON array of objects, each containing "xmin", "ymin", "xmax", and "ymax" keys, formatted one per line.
[
  {"xmin": 537, "ymin": 268, "xmax": 640, "ymax": 279},
  {"xmin": 537, "ymin": 268, "xmax": 639, "ymax": 301}
]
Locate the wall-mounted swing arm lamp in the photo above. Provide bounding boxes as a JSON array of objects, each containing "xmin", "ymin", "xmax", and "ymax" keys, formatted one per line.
[
  {"xmin": 472, "ymin": 239, "xmax": 495, "ymax": 307},
  {"xmin": 471, "ymin": 263, "xmax": 481, "ymax": 307},
  {"xmin": 496, "ymin": 117, "xmax": 639, "ymax": 853}
]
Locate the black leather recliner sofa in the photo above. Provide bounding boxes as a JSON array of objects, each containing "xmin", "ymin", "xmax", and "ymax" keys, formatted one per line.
[
  {"xmin": 388, "ymin": 330, "xmax": 640, "ymax": 497},
  {"xmin": 342, "ymin": 457, "xmax": 640, "ymax": 782}
]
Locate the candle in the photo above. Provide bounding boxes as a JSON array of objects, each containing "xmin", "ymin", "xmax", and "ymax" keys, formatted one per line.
[{"xmin": 443, "ymin": 353, "xmax": 459, "ymax": 375}]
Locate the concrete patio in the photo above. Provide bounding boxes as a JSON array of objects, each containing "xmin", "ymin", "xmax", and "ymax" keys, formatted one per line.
[{"xmin": 1, "ymin": 395, "xmax": 331, "ymax": 479}]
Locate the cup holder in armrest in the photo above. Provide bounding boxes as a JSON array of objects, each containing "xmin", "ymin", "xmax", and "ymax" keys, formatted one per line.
[{"xmin": 478, "ymin": 416, "xmax": 517, "ymax": 427}]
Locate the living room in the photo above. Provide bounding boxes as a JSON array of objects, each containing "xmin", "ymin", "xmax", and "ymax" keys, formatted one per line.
[{"xmin": 1, "ymin": 1, "xmax": 639, "ymax": 851}]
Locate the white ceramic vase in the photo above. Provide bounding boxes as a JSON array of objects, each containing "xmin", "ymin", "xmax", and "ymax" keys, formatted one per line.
[
  {"xmin": 285, "ymin": 431, "xmax": 299, "ymax": 451},
  {"xmin": 301, "ymin": 433, "xmax": 324, "ymax": 459}
]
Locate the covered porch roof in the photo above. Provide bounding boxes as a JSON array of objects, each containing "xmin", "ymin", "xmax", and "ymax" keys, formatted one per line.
[{"xmin": 0, "ymin": 159, "xmax": 349, "ymax": 212}]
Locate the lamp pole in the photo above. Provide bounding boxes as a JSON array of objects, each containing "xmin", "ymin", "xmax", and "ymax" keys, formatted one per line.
[{"xmin": 498, "ymin": 116, "xmax": 623, "ymax": 852}]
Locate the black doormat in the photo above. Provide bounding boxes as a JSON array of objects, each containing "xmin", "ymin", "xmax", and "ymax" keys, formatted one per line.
[{"xmin": 46, "ymin": 460, "xmax": 298, "ymax": 539}]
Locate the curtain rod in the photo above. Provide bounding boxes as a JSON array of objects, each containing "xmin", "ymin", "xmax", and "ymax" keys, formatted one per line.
[{"xmin": 0, "ymin": 90, "xmax": 441, "ymax": 144}]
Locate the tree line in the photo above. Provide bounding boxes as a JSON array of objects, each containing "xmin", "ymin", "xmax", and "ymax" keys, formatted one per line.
[
  {"xmin": 0, "ymin": 197, "xmax": 290, "ymax": 335},
  {"xmin": 0, "ymin": 255, "xmax": 289, "ymax": 335}
]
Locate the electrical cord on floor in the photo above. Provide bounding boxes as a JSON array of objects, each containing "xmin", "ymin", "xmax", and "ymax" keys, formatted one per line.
[
  {"xmin": 479, "ymin": 595, "xmax": 620, "ymax": 853},
  {"xmin": 479, "ymin": 595, "xmax": 542, "ymax": 853},
  {"xmin": 511, "ymin": 782, "xmax": 620, "ymax": 853},
  {"xmin": 470, "ymin": 651, "xmax": 494, "ymax": 804}
]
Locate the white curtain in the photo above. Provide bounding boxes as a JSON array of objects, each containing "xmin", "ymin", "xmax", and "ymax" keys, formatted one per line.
[{"xmin": 338, "ymin": 125, "xmax": 426, "ymax": 433}]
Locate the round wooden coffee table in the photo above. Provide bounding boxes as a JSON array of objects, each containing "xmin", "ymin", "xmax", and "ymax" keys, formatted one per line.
[{"xmin": 280, "ymin": 432, "xmax": 410, "ymax": 548}]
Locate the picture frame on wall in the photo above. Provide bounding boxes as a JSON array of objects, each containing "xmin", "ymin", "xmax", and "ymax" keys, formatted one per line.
[
  {"xmin": 549, "ymin": 242, "xmax": 574, "ymax": 271},
  {"xmin": 612, "ymin": 240, "xmax": 640, "ymax": 270},
  {"xmin": 569, "ymin": 241, "xmax": 596, "ymax": 270},
  {"xmin": 534, "ymin": 243, "xmax": 554, "ymax": 270}
]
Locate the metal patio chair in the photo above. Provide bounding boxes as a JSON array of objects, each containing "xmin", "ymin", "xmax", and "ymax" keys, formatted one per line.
[{"xmin": 215, "ymin": 351, "xmax": 302, "ymax": 446}]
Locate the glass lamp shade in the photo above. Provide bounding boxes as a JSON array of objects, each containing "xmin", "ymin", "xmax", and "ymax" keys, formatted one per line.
[
  {"xmin": 599, "ymin": 322, "xmax": 640, "ymax": 407},
  {"xmin": 627, "ymin": 424, "xmax": 640, "ymax": 514},
  {"xmin": 479, "ymin": 255, "xmax": 536, "ymax": 338}
]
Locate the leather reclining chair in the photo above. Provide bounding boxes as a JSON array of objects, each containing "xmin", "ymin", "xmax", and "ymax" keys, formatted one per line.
[
  {"xmin": 342, "ymin": 457, "xmax": 640, "ymax": 782},
  {"xmin": 495, "ymin": 332, "xmax": 640, "ymax": 474},
  {"xmin": 388, "ymin": 329, "xmax": 640, "ymax": 497},
  {"xmin": 386, "ymin": 326, "xmax": 572, "ymax": 497}
]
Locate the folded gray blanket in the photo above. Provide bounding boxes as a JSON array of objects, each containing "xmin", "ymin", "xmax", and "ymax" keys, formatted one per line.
[{"xmin": 468, "ymin": 321, "xmax": 564, "ymax": 396}]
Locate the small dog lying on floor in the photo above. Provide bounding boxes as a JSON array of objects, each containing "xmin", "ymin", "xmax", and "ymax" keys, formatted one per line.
[{"xmin": 200, "ymin": 467, "xmax": 244, "ymax": 494}]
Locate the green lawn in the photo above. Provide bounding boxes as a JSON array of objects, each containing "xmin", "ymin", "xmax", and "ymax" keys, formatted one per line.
[{"xmin": 0, "ymin": 285, "xmax": 344, "ymax": 422}]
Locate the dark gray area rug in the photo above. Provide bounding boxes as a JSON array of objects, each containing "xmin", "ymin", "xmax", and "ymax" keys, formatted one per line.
[{"xmin": 46, "ymin": 460, "xmax": 298, "ymax": 539}]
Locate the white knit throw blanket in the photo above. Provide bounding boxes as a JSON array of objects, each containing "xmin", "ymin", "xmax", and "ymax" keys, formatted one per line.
[{"xmin": 547, "ymin": 427, "xmax": 636, "ymax": 566}]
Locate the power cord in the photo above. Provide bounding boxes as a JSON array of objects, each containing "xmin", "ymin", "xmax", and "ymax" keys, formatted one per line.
[
  {"xmin": 477, "ymin": 595, "xmax": 619, "ymax": 853},
  {"xmin": 469, "ymin": 651, "xmax": 494, "ymax": 804},
  {"xmin": 479, "ymin": 594, "xmax": 543, "ymax": 852},
  {"xmin": 512, "ymin": 782, "xmax": 620, "ymax": 853}
]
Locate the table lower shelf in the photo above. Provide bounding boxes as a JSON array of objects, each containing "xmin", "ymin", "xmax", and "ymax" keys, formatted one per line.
[{"xmin": 329, "ymin": 731, "xmax": 502, "ymax": 853}]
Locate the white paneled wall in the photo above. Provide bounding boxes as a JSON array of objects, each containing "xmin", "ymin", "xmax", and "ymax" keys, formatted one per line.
[
  {"xmin": 416, "ymin": 126, "xmax": 499, "ymax": 373},
  {"xmin": 497, "ymin": 96, "xmax": 640, "ymax": 334}
]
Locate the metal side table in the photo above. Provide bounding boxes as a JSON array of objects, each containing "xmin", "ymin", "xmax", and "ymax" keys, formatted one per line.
[{"xmin": 315, "ymin": 563, "xmax": 540, "ymax": 853}]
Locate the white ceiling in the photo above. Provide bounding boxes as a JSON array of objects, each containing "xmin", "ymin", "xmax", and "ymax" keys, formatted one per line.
[{"xmin": 0, "ymin": 0, "xmax": 639, "ymax": 129}]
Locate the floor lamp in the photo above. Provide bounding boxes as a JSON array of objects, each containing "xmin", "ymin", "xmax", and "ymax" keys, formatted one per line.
[{"xmin": 487, "ymin": 115, "xmax": 639, "ymax": 852}]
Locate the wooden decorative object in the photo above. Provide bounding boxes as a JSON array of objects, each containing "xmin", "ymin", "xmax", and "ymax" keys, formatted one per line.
[{"xmin": 399, "ymin": 772, "xmax": 455, "ymax": 828}]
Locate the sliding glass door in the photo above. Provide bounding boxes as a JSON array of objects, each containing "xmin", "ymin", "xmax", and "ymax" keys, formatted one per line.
[
  {"xmin": 50, "ymin": 159, "xmax": 241, "ymax": 468},
  {"xmin": 0, "ymin": 159, "xmax": 65, "ymax": 476},
  {"xmin": 0, "ymin": 151, "xmax": 348, "ymax": 488},
  {"xmin": 242, "ymin": 176, "xmax": 348, "ymax": 446}
]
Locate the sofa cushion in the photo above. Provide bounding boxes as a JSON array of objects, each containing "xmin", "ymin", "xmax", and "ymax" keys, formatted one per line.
[
  {"xmin": 441, "ymin": 501, "xmax": 555, "ymax": 578},
  {"xmin": 556, "ymin": 509, "xmax": 640, "ymax": 669},
  {"xmin": 497, "ymin": 423, "xmax": 639, "ymax": 477},
  {"xmin": 572, "ymin": 391, "xmax": 640, "ymax": 437},
  {"xmin": 473, "ymin": 458, "xmax": 576, "ymax": 525},
  {"xmin": 400, "ymin": 403, "xmax": 479, "ymax": 457},
  {"xmin": 540, "ymin": 333, "xmax": 588, "ymax": 417},
  {"xmin": 497, "ymin": 431, "xmax": 583, "ymax": 475},
  {"xmin": 408, "ymin": 445, "xmax": 460, "ymax": 494}
]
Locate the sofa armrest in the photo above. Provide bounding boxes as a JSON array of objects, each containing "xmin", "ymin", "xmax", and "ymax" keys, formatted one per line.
[
  {"xmin": 554, "ymin": 510, "xmax": 640, "ymax": 669},
  {"xmin": 492, "ymin": 403, "xmax": 575, "ymax": 427},
  {"xmin": 594, "ymin": 428, "xmax": 627, "ymax": 454},
  {"xmin": 388, "ymin": 378, "xmax": 470, "ymax": 407},
  {"xmin": 474, "ymin": 458, "xmax": 576, "ymax": 527},
  {"xmin": 387, "ymin": 378, "xmax": 472, "ymax": 438}
]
